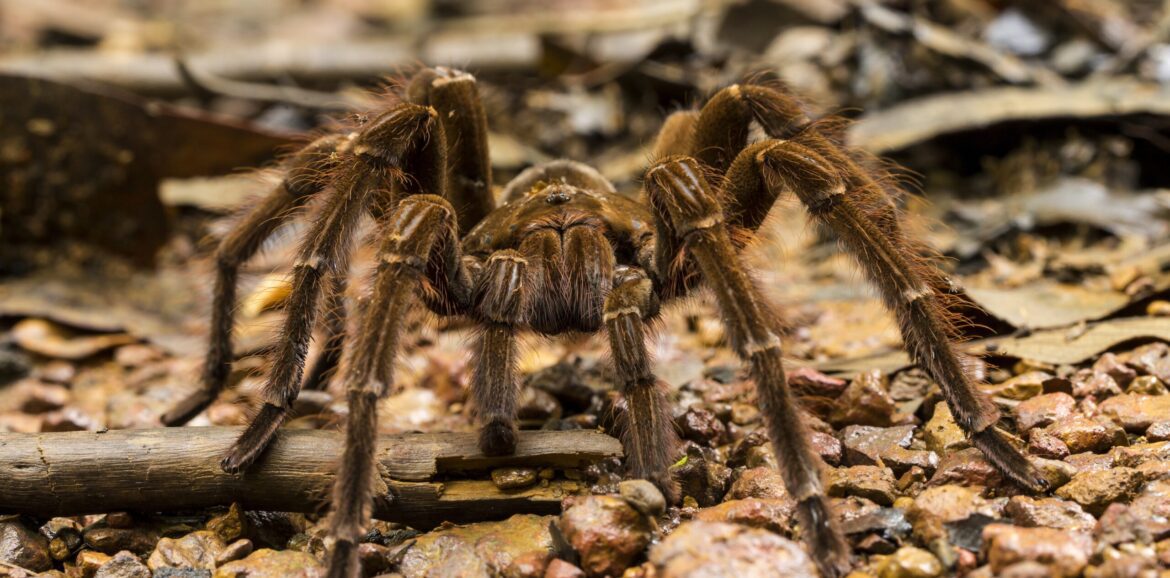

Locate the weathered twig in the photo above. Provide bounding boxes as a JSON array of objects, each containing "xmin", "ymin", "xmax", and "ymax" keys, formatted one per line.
[
  {"xmin": 849, "ymin": 79, "xmax": 1170, "ymax": 154},
  {"xmin": 852, "ymin": 0, "xmax": 1064, "ymax": 87},
  {"xmin": 0, "ymin": 427, "xmax": 621, "ymax": 528}
]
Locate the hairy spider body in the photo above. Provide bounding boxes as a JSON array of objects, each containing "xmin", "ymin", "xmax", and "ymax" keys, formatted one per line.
[{"xmin": 166, "ymin": 68, "xmax": 1043, "ymax": 578}]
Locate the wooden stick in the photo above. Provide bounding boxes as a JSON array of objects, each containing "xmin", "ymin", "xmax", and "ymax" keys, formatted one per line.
[
  {"xmin": 849, "ymin": 79, "xmax": 1170, "ymax": 154},
  {"xmin": 0, "ymin": 427, "xmax": 621, "ymax": 528}
]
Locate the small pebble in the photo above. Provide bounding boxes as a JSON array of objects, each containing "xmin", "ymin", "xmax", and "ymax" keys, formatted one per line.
[
  {"xmin": 676, "ymin": 407, "xmax": 727, "ymax": 447},
  {"xmin": 105, "ymin": 513, "xmax": 134, "ymax": 530},
  {"xmin": 923, "ymin": 403, "xmax": 967, "ymax": 454},
  {"xmin": 619, "ymin": 479, "xmax": 666, "ymax": 518},
  {"xmin": 1093, "ymin": 354, "xmax": 1137, "ymax": 388},
  {"xmin": 1099, "ymin": 394, "xmax": 1170, "ymax": 432},
  {"xmin": 559, "ymin": 496, "xmax": 651, "ymax": 578},
  {"xmin": 726, "ymin": 467, "xmax": 788, "ymax": 501},
  {"xmin": 95, "ymin": 551, "xmax": 151, "ymax": 578},
  {"xmin": 1042, "ymin": 416, "xmax": 1127, "ymax": 454},
  {"xmin": 1147, "ymin": 421, "xmax": 1170, "ymax": 441},
  {"xmin": 788, "ymin": 367, "xmax": 847, "ymax": 397},
  {"xmin": 1027, "ymin": 429, "xmax": 1071, "ymax": 459},
  {"xmin": 40, "ymin": 518, "xmax": 82, "ymax": 561},
  {"xmin": 983, "ymin": 371, "xmax": 1048, "ymax": 400},
  {"xmin": 876, "ymin": 546, "xmax": 943, "ymax": 578},
  {"xmin": 517, "ymin": 387, "xmax": 562, "ymax": 421},
  {"xmin": 215, "ymin": 539, "xmax": 254, "ymax": 565},
  {"xmin": 544, "ymin": 558, "xmax": 586, "ymax": 578},
  {"xmin": 839, "ymin": 424, "xmax": 915, "ymax": 467},
  {"xmin": 491, "ymin": 467, "xmax": 539, "ymax": 490},
  {"xmin": 207, "ymin": 504, "xmax": 247, "ymax": 543},
  {"xmin": 213, "ymin": 548, "xmax": 324, "ymax": 578},
  {"xmin": 1094, "ymin": 480, "xmax": 1170, "ymax": 546},
  {"xmin": 674, "ymin": 450, "xmax": 731, "ymax": 507},
  {"xmin": 77, "ymin": 550, "xmax": 113, "ymax": 576},
  {"xmin": 1127, "ymin": 375, "xmax": 1167, "ymax": 395},
  {"xmin": 828, "ymin": 465, "xmax": 897, "ymax": 506},
  {"xmin": 83, "ymin": 526, "xmax": 159, "ymax": 556},
  {"xmin": 147, "ymin": 531, "xmax": 225, "ymax": 571},
  {"xmin": 694, "ymin": 498, "xmax": 794, "ymax": 533},
  {"xmin": 928, "ymin": 447, "xmax": 1001, "ymax": 488},
  {"xmin": 1004, "ymin": 496, "xmax": 1095, "ymax": 531},
  {"xmin": 1014, "ymin": 392, "xmax": 1076, "ymax": 431},
  {"xmin": 829, "ymin": 369, "xmax": 897, "ymax": 428},
  {"xmin": 907, "ymin": 485, "xmax": 985, "ymax": 542},
  {"xmin": 0, "ymin": 521, "xmax": 53, "ymax": 572},
  {"xmin": 1147, "ymin": 300, "xmax": 1170, "ymax": 316},
  {"xmin": 982, "ymin": 524, "xmax": 1091, "ymax": 577},
  {"xmin": 648, "ymin": 521, "xmax": 818, "ymax": 577},
  {"xmin": 1055, "ymin": 467, "xmax": 1145, "ymax": 515},
  {"xmin": 1073, "ymin": 370, "xmax": 1122, "ymax": 398},
  {"xmin": 811, "ymin": 431, "xmax": 844, "ymax": 466}
]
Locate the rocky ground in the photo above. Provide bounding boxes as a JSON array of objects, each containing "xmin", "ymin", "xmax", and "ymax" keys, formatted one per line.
[{"xmin": 3, "ymin": 290, "xmax": 1170, "ymax": 577}]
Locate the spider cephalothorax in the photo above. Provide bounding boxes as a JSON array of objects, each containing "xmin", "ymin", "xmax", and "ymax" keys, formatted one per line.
[{"xmin": 164, "ymin": 67, "xmax": 1044, "ymax": 578}]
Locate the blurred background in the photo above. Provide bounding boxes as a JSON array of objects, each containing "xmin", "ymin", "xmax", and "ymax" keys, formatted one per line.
[{"xmin": 4, "ymin": 0, "xmax": 1170, "ymax": 359}]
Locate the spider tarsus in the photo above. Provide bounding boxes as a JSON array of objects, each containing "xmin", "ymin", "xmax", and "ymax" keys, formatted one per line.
[
  {"xmin": 797, "ymin": 496, "xmax": 850, "ymax": 578},
  {"xmin": 325, "ymin": 540, "xmax": 360, "ymax": 578},
  {"xmin": 478, "ymin": 419, "xmax": 518, "ymax": 456},
  {"xmin": 220, "ymin": 403, "xmax": 287, "ymax": 473},
  {"xmin": 161, "ymin": 389, "xmax": 216, "ymax": 426},
  {"xmin": 972, "ymin": 428, "xmax": 1048, "ymax": 492}
]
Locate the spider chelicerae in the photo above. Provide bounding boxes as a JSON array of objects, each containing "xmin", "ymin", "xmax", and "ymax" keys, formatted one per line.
[{"xmin": 163, "ymin": 66, "xmax": 1044, "ymax": 578}]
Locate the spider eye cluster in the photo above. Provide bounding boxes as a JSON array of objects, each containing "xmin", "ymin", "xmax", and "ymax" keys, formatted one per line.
[
  {"xmin": 543, "ymin": 184, "xmax": 574, "ymax": 205},
  {"xmin": 525, "ymin": 179, "xmax": 578, "ymax": 204}
]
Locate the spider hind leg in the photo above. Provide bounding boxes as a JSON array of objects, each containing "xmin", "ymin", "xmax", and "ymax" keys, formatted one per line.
[
  {"xmin": 327, "ymin": 194, "xmax": 468, "ymax": 578},
  {"xmin": 162, "ymin": 134, "xmax": 347, "ymax": 427},
  {"xmin": 221, "ymin": 103, "xmax": 447, "ymax": 474}
]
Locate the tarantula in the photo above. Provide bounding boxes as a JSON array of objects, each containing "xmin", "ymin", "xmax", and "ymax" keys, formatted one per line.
[{"xmin": 164, "ymin": 67, "xmax": 1044, "ymax": 578}]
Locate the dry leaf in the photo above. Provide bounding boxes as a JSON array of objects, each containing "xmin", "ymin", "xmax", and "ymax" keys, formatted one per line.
[{"xmin": 12, "ymin": 319, "xmax": 136, "ymax": 360}]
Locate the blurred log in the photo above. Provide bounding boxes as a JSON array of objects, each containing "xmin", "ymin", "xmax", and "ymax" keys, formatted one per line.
[
  {"xmin": 849, "ymin": 79, "xmax": 1170, "ymax": 154},
  {"xmin": 0, "ymin": 1, "xmax": 707, "ymax": 95},
  {"xmin": 0, "ymin": 74, "xmax": 294, "ymax": 268},
  {"xmin": 0, "ymin": 427, "xmax": 621, "ymax": 529},
  {"xmin": 854, "ymin": 0, "xmax": 1064, "ymax": 87},
  {"xmin": 0, "ymin": 38, "xmax": 527, "ymax": 95}
]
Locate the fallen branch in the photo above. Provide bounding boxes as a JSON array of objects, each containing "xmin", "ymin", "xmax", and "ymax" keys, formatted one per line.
[
  {"xmin": 0, "ymin": 427, "xmax": 621, "ymax": 528},
  {"xmin": 853, "ymin": 0, "xmax": 1064, "ymax": 88},
  {"xmin": 849, "ymin": 79, "xmax": 1170, "ymax": 154},
  {"xmin": 817, "ymin": 315, "xmax": 1170, "ymax": 377}
]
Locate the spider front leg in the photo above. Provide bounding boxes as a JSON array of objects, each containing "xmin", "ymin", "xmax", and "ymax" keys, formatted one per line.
[
  {"xmin": 222, "ymin": 103, "xmax": 447, "ymax": 473},
  {"xmin": 299, "ymin": 272, "xmax": 348, "ymax": 392},
  {"xmin": 407, "ymin": 67, "xmax": 494, "ymax": 232},
  {"xmin": 604, "ymin": 267, "xmax": 679, "ymax": 500},
  {"xmin": 163, "ymin": 134, "xmax": 347, "ymax": 426},
  {"xmin": 739, "ymin": 138, "xmax": 1045, "ymax": 491},
  {"xmin": 645, "ymin": 157, "xmax": 849, "ymax": 577},
  {"xmin": 686, "ymin": 81, "xmax": 1045, "ymax": 491},
  {"xmin": 470, "ymin": 250, "xmax": 528, "ymax": 455},
  {"xmin": 327, "ymin": 194, "xmax": 471, "ymax": 578}
]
